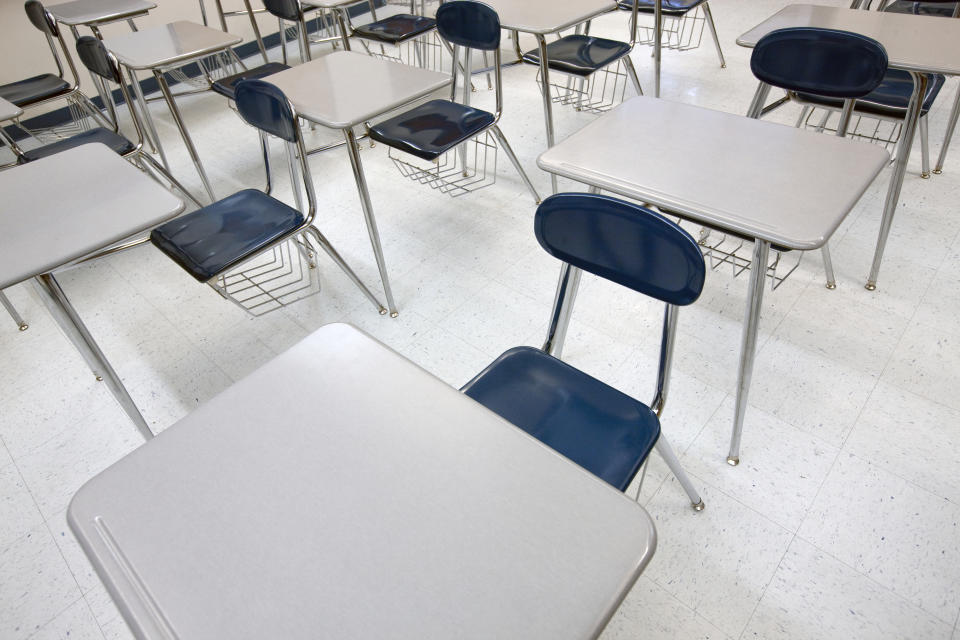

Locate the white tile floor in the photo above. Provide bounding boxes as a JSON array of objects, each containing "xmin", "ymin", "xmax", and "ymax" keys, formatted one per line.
[{"xmin": 2, "ymin": 0, "xmax": 960, "ymax": 637}]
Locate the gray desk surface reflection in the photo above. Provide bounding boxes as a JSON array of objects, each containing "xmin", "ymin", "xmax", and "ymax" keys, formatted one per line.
[
  {"xmin": 0, "ymin": 97, "xmax": 23, "ymax": 122},
  {"xmin": 104, "ymin": 20, "xmax": 242, "ymax": 70},
  {"xmin": 47, "ymin": 0, "xmax": 156, "ymax": 26},
  {"xmin": 265, "ymin": 51, "xmax": 452, "ymax": 129},
  {"xmin": 538, "ymin": 96, "xmax": 889, "ymax": 250},
  {"xmin": 736, "ymin": 4, "xmax": 960, "ymax": 76},
  {"xmin": 69, "ymin": 323, "xmax": 656, "ymax": 640}
]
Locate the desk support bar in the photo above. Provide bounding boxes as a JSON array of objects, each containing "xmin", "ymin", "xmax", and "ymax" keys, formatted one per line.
[
  {"xmin": 727, "ymin": 239, "xmax": 769, "ymax": 465},
  {"xmin": 34, "ymin": 273, "xmax": 154, "ymax": 440},
  {"xmin": 536, "ymin": 34, "xmax": 558, "ymax": 194},
  {"xmin": 867, "ymin": 71, "xmax": 927, "ymax": 290}
]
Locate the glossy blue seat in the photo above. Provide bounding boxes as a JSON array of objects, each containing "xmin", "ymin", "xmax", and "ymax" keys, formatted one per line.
[
  {"xmin": 795, "ymin": 69, "xmax": 944, "ymax": 118},
  {"xmin": 522, "ymin": 35, "xmax": 633, "ymax": 77},
  {"xmin": 353, "ymin": 13, "xmax": 436, "ymax": 44},
  {"xmin": 151, "ymin": 189, "xmax": 305, "ymax": 281},
  {"xmin": 211, "ymin": 63, "xmax": 290, "ymax": 100},
  {"xmin": 462, "ymin": 193, "xmax": 706, "ymax": 509},
  {"xmin": 883, "ymin": 0, "xmax": 957, "ymax": 15},
  {"xmin": 20, "ymin": 128, "xmax": 135, "ymax": 162},
  {"xmin": 616, "ymin": 0, "xmax": 706, "ymax": 14},
  {"xmin": 463, "ymin": 347, "xmax": 659, "ymax": 490},
  {"xmin": 368, "ymin": 99, "xmax": 495, "ymax": 161},
  {"xmin": 0, "ymin": 74, "xmax": 71, "ymax": 107}
]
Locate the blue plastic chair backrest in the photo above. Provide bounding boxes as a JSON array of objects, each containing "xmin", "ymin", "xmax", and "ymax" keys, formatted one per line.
[
  {"xmin": 24, "ymin": 0, "xmax": 58, "ymax": 36},
  {"xmin": 76, "ymin": 36, "xmax": 120, "ymax": 83},
  {"xmin": 262, "ymin": 0, "xmax": 301, "ymax": 21},
  {"xmin": 534, "ymin": 193, "xmax": 705, "ymax": 306},
  {"xmin": 751, "ymin": 27, "xmax": 888, "ymax": 98},
  {"xmin": 436, "ymin": 1, "xmax": 501, "ymax": 51},
  {"xmin": 234, "ymin": 80, "xmax": 299, "ymax": 143}
]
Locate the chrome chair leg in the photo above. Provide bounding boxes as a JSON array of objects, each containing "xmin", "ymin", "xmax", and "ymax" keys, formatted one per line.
[
  {"xmin": 490, "ymin": 125, "xmax": 541, "ymax": 204},
  {"xmin": 701, "ymin": 1, "xmax": 725, "ymax": 69},
  {"xmin": 0, "ymin": 290, "xmax": 28, "ymax": 331},
  {"xmin": 794, "ymin": 105, "xmax": 811, "ymax": 128},
  {"xmin": 934, "ymin": 86, "xmax": 960, "ymax": 174},
  {"xmin": 821, "ymin": 242, "xmax": 837, "ymax": 289},
  {"xmin": 542, "ymin": 263, "xmax": 582, "ymax": 358},
  {"xmin": 136, "ymin": 152, "xmax": 204, "ymax": 208},
  {"xmin": 343, "ymin": 128, "xmax": 398, "ymax": 316},
  {"xmin": 655, "ymin": 435, "xmax": 705, "ymax": 511},
  {"xmin": 304, "ymin": 226, "xmax": 387, "ymax": 315},
  {"xmin": 128, "ymin": 68, "xmax": 167, "ymax": 167},
  {"xmin": 920, "ymin": 112, "xmax": 931, "ymax": 178},
  {"xmin": 623, "ymin": 55, "xmax": 644, "ymax": 96},
  {"xmin": 34, "ymin": 273, "xmax": 153, "ymax": 440},
  {"xmin": 536, "ymin": 34, "xmax": 558, "ymax": 194},
  {"xmin": 153, "ymin": 70, "xmax": 217, "ymax": 202}
]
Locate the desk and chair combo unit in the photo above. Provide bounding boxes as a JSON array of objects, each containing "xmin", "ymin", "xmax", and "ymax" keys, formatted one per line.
[{"xmin": 1, "ymin": 0, "xmax": 957, "ymax": 636}]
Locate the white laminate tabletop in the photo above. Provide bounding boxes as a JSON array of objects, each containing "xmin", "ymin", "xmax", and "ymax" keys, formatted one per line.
[
  {"xmin": 265, "ymin": 51, "xmax": 451, "ymax": 129},
  {"xmin": 482, "ymin": 0, "xmax": 616, "ymax": 34},
  {"xmin": 68, "ymin": 322, "xmax": 657, "ymax": 640},
  {"xmin": 738, "ymin": 4, "xmax": 960, "ymax": 75},
  {"xmin": 104, "ymin": 20, "xmax": 242, "ymax": 70},
  {"xmin": 0, "ymin": 96, "xmax": 23, "ymax": 122},
  {"xmin": 0, "ymin": 143, "xmax": 184, "ymax": 289},
  {"xmin": 538, "ymin": 96, "xmax": 889, "ymax": 250},
  {"xmin": 47, "ymin": 0, "xmax": 155, "ymax": 26}
]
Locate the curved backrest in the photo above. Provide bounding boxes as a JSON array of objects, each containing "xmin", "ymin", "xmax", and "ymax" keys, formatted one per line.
[
  {"xmin": 436, "ymin": 1, "xmax": 501, "ymax": 50},
  {"xmin": 24, "ymin": 0, "xmax": 58, "ymax": 36},
  {"xmin": 76, "ymin": 36, "xmax": 121, "ymax": 83},
  {"xmin": 751, "ymin": 27, "xmax": 888, "ymax": 98},
  {"xmin": 234, "ymin": 80, "xmax": 299, "ymax": 142},
  {"xmin": 262, "ymin": 0, "xmax": 301, "ymax": 21},
  {"xmin": 534, "ymin": 193, "xmax": 705, "ymax": 306}
]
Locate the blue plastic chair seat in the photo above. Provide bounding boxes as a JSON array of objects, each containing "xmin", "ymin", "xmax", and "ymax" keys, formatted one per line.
[
  {"xmin": 20, "ymin": 128, "xmax": 135, "ymax": 163},
  {"xmin": 616, "ymin": 0, "xmax": 707, "ymax": 15},
  {"xmin": 461, "ymin": 346, "xmax": 660, "ymax": 491},
  {"xmin": 367, "ymin": 99, "xmax": 495, "ymax": 161},
  {"xmin": 211, "ymin": 63, "xmax": 290, "ymax": 100},
  {"xmin": 523, "ymin": 35, "xmax": 632, "ymax": 77},
  {"xmin": 796, "ymin": 69, "xmax": 945, "ymax": 118},
  {"xmin": 0, "ymin": 73, "xmax": 71, "ymax": 107},
  {"xmin": 150, "ymin": 189, "xmax": 305, "ymax": 282},
  {"xmin": 883, "ymin": 0, "xmax": 957, "ymax": 16},
  {"xmin": 354, "ymin": 14, "xmax": 436, "ymax": 44}
]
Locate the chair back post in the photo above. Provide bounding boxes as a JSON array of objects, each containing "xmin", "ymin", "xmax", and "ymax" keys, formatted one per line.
[
  {"xmin": 259, "ymin": 130, "xmax": 273, "ymax": 195},
  {"xmin": 541, "ymin": 262, "xmax": 582, "ymax": 357},
  {"xmin": 628, "ymin": 0, "xmax": 640, "ymax": 48},
  {"xmin": 449, "ymin": 43, "xmax": 459, "ymax": 101},
  {"xmin": 76, "ymin": 36, "xmax": 126, "ymax": 135},
  {"xmin": 745, "ymin": 81, "xmax": 772, "ymax": 119},
  {"xmin": 836, "ymin": 97, "xmax": 856, "ymax": 137},
  {"xmin": 650, "ymin": 303, "xmax": 679, "ymax": 417},
  {"xmin": 435, "ymin": 0, "xmax": 503, "ymax": 117},
  {"xmin": 25, "ymin": 0, "xmax": 83, "ymax": 89}
]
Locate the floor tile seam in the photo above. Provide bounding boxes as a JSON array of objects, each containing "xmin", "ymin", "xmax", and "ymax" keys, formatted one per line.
[
  {"xmin": 0, "ymin": 452, "xmax": 48, "ymax": 551},
  {"xmin": 735, "ymin": 532, "xmax": 798, "ymax": 640},
  {"xmin": 794, "ymin": 524, "xmax": 960, "ymax": 628},
  {"xmin": 21, "ymin": 594, "xmax": 90, "ymax": 640},
  {"xmin": 39, "ymin": 516, "xmax": 89, "ymax": 601}
]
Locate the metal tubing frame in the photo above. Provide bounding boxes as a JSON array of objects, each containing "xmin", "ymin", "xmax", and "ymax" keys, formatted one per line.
[
  {"xmin": 0, "ymin": 291, "xmax": 28, "ymax": 331},
  {"xmin": 535, "ymin": 34, "xmax": 558, "ymax": 194},
  {"xmin": 727, "ymin": 239, "xmax": 770, "ymax": 465},
  {"xmin": 128, "ymin": 67, "xmax": 168, "ymax": 168},
  {"xmin": 33, "ymin": 273, "xmax": 154, "ymax": 440},
  {"xmin": 343, "ymin": 127, "xmax": 398, "ymax": 316},
  {"xmin": 654, "ymin": 0, "xmax": 662, "ymax": 97},
  {"xmin": 542, "ymin": 262, "xmax": 582, "ymax": 358},
  {"xmin": 701, "ymin": 1, "xmax": 725, "ymax": 68},
  {"xmin": 867, "ymin": 71, "xmax": 928, "ymax": 290},
  {"xmin": 934, "ymin": 86, "xmax": 960, "ymax": 174},
  {"xmin": 152, "ymin": 68, "xmax": 217, "ymax": 202}
]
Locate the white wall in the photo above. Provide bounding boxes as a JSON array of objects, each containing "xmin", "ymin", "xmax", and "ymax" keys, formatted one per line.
[{"xmin": 0, "ymin": 0, "xmax": 279, "ymax": 93}]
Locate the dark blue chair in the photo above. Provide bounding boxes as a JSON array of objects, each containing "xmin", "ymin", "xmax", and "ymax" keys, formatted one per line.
[
  {"xmin": 750, "ymin": 26, "xmax": 942, "ymax": 180},
  {"xmin": 462, "ymin": 193, "xmax": 706, "ymax": 510},
  {"xmin": 0, "ymin": 1, "xmax": 103, "ymax": 124},
  {"xmin": 522, "ymin": 0, "xmax": 643, "ymax": 98},
  {"xmin": 261, "ymin": 0, "xmax": 321, "ymax": 63},
  {"xmin": 150, "ymin": 79, "xmax": 386, "ymax": 315},
  {"xmin": 15, "ymin": 37, "xmax": 202, "ymax": 208},
  {"xmin": 748, "ymin": 27, "xmax": 895, "ymax": 290},
  {"xmin": 616, "ymin": 0, "xmax": 726, "ymax": 68},
  {"xmin": 367, "ymin": 1, "xmax": 541, "ymax": 202}
]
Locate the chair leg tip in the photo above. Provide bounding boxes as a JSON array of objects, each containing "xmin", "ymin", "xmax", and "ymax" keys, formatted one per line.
[
  {"xmin": 933, "ymin": 169, "xmax": 943, "ymax": 175},
  {"xmin": 692, "ymin": 500, "xmax": 705, "ymax": 512},
  {"xmin": 865, "ymin": 282, "xmax": 877, "ymax": 291},
  {"xmin": 726, "ymin": 456, "xmax": 739, "ymax": 466},
  {"xmin": 389, "ymin": 311, "xmax": 399, "ymax": 319},
  {"xmin": 921, "ymin": 172, "xmax": 931, "ymax": 179},
  {"xmin": 720, "ymin": 63, "xmax": 727, "ymax": 69},
  {"xmin": 825, "ymin": 282, "xmax": 836, "ymax": 290},
  {"xmin": 17, "ymin": 323, "xmax": 28, "ymax": 331}
]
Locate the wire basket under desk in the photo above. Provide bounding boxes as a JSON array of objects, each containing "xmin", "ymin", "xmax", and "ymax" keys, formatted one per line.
[
  {"xmin": 535, "ymin": 58, "xmax": 630, "ymax": 115},
  {"xmin": 636, "ymin": 5, "xmax": 707, "ymax": 52},
  {"xmin": 387, "ymin": 130, "xmax": 498, "ymax": 197}
]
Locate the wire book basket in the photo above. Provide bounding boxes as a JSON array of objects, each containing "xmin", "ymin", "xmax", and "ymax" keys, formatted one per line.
[
  {"xmin": 212, "ymin": 235, "xmax": 321, "ymax": 315},
  {"xmin": 387, "ymin": 130, "xmax": 498, "ymax": 197},
  {"xmin": 636, "ymin": 5, "xmax": 707, "ymax": 51},
  {"xmin": 682, "ymin": 224, "xmax": 803, "ymax": 291},
  {"xmin": 798, "ymin": 107, "xmax": 902, "ymax": 150},
  {"xmin": 363, "ymin": 30, "xmax": 446, "ymax": 72},
  {"xmin": 535, "ymin": 58, "xmax": 630, "ymax": 114}
]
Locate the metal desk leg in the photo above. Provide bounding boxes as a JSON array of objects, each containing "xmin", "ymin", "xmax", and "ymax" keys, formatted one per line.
[
  {"xmin": 242, "ymin": 0, "xmax": 270, "ymax": 65},
  {"xmin": 343, "ymin": 128, "xmax": 398, "ymax": 317},
  {"xmin": 866, "ymin": 71, "xmax": 927, "ymax": 291},
  {"xmin": 727, "ymin": 239, "xmax": 770, "ymax": 466},
  {"xmin": 934, "ymin": 87, "xmax": 960, "ymax": 174},
  {"xmin": 34, "ymin": 273, "xmax": 153, "ymax": 440},
  {"xmin": 128, "ymin": 68, "xmax": 165, "ymax": 162},
  {"xmin": 535, "ymin": 34, "xmax": 558, "ymax": 194},
  {"xmin": 153, "ymin": 69, "xmax": 217, "ymax": 202},
  {"xmin": 0, "ymin": 291, "xmax": 28, "ymax": 331},
  {"xmin": 654, "ymin": 0, "xmax": 662, "ymax": 98}
]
